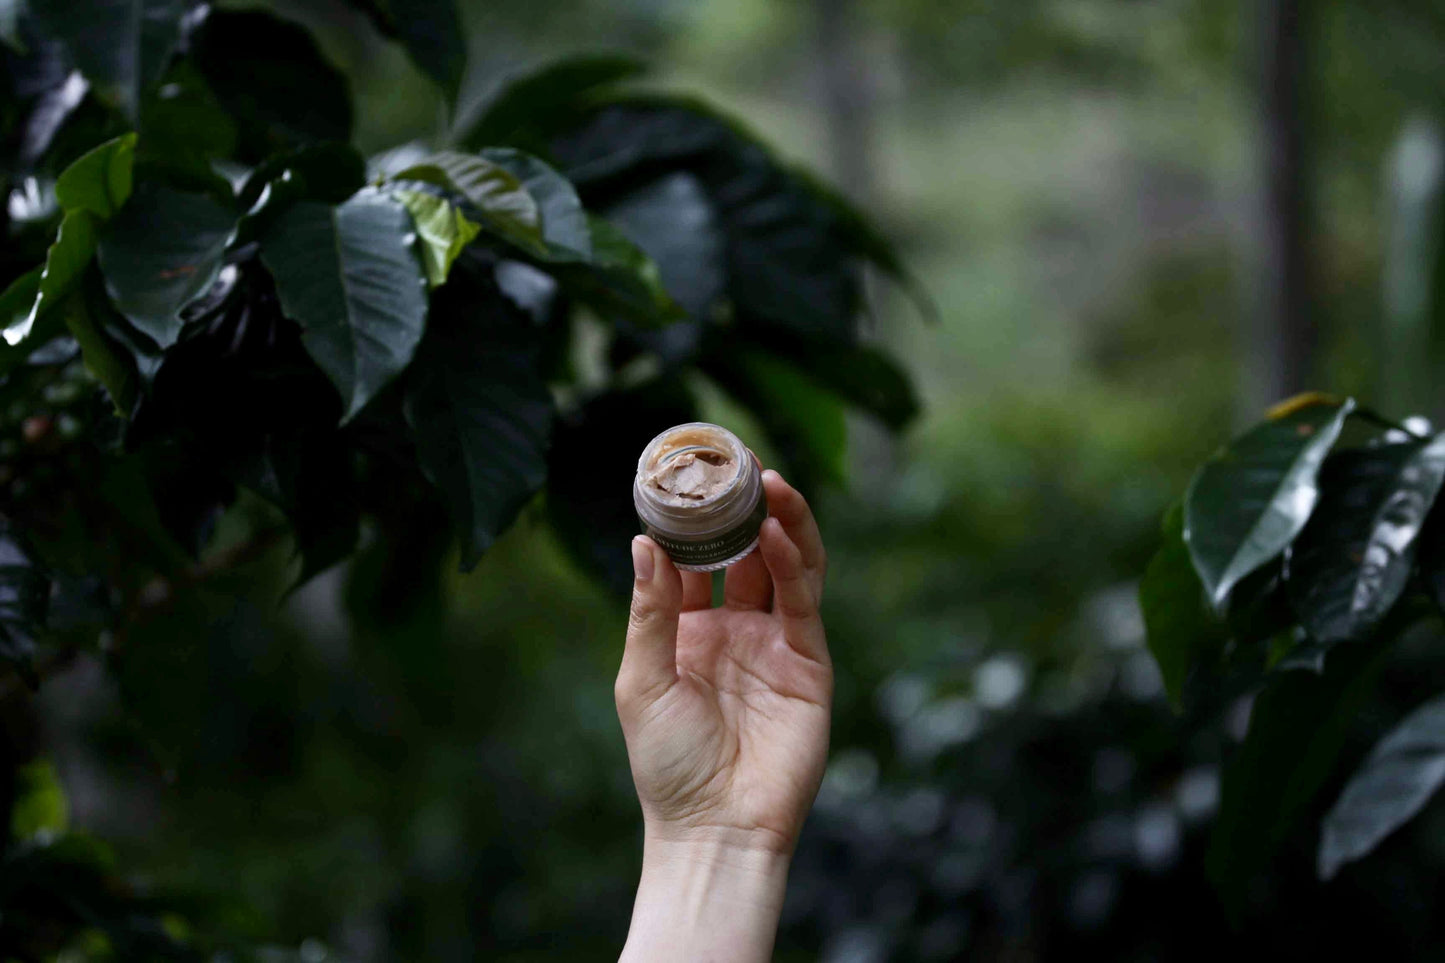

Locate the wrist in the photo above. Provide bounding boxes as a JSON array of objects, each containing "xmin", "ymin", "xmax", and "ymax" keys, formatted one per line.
[{"xmin": 621, "ymin": 830, "xmax": 792, "ymax": 962}]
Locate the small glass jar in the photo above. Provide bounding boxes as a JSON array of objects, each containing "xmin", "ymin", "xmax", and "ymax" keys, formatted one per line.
[{"xmin": 633, "ymin": 422, "xmax": 767, "ymax": 572}]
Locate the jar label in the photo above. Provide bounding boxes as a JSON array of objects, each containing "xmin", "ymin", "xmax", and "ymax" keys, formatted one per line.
[{"xmin": 640, "ymin": 492, "xmax": 769, "ymax": 568}]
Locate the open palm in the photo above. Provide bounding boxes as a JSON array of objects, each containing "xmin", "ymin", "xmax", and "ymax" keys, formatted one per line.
[{"xmin": 615, "ymin": 469, "xmax": 832, "ymax": 854}]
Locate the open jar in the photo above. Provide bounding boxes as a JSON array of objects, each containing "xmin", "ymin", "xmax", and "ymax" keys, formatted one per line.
[{"xmin": 633, "ymin": 422, "xmax": 767, "ymax": 571}]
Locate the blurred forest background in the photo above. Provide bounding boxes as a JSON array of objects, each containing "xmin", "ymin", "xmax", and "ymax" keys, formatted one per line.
[{"xmin": 21, "ymin": 0, "xmax": 1445, "ymax": 959}]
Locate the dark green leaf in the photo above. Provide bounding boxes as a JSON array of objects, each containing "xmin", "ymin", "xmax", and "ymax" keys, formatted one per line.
[
  {"xmin": 0, "ymin": 269, "xmax": 44, "ymax": 373},
  {"xmin": 260, "ymin": 193, "xmax": 430, "ymax": 421},
  {"xmin": 404, "ymin": 271, "xmax": 552, "ymax": 570},
  {"xmin": 1140, "ymin": 503, "xmax": 1229, "ymax": 710},
  {"xmin": 4, "ymin": 211, "xmax": 97, "ymax": 347},
  {"xmin": 603, "ymin": 171, "xmax": 723, "ymax": 318},
  {"xmin": 547, "ymin": 377, "xmax": 697, "ymax": 593},
  {"xmin": 32, "ymin": 0, "xmax": 184, "ymax": 119},
  {"xmin": 549, "ymin": 100, "xmax": 866, "ymax": 341},
  {"xmin": 392, "ymin": 151, "xmax": 544, "ymax": 257},
  {"xmin": 239, "ymin": 142, "xmax": 368, "ymax": 210},
  {"xmin": 1207, "ymin": 614, "xmax": 1414, "ymax": 916},
  {"xmin": 556, "ymin": 215, "xmax": 682, "ymax": 328},
  {"xmin": 1185, "ymin": 397, "xmax": 1355, "ymax": 606},
  {"xmin": 97, "ymin": 181, "xmax": 237, "ymax": 347},
  {"xmin": 392, "ymin": 189, "xmax": 480, "ymax": 288},
  {"xmin": 1319, "ymin": 693, "xmax": 1445, "ymax": 879},
  {"xmin": 1285, "ymin": 435, "xmax": 1445, "ymax": 645},
  {"xmin": 53, "ymin": 131, "xmax": 136, "ymax": 218},
  {"xmin": 138, "ymin": 60, "xmax": 237, "ymax": 165},
  {"xmin": 481, "ymin": 147, "xmax": 591, "ymax": 260},
  {"xmin": 387, "ymin": 0, "xmax": 465, "ymax": 102},
  {"xmin": 702, "ymin": 345, "xmax": 847, "ymax": 490},
  {"xmin": 63, "ymin": 281, "xmax": 139, "ymax": 413},
  {"xmin": 777, "ymin": 339, "xmax": 919, "ymax": 430},
  {"xmin": 189, "ymin": 8, "xmax": 353, "ymax": 161},
  {"xmin": 455, "ymin": 53, "xmax": 644, "ymax": 149}
]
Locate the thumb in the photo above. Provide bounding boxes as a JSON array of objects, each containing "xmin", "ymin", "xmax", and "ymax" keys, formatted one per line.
[{"xmin": 616, "ymin": 536, "xmax": 682, "ymax": 714}]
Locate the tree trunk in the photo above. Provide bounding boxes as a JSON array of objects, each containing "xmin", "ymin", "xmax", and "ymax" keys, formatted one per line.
[{"xmin": 1249, "ymin": 0, "xmax": 1314, "ymax": 412}]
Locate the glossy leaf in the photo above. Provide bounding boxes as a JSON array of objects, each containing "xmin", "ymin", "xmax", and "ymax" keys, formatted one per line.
[
  {"xmin": 1140, "ymin": 503, "xmax": 1229, "ymax": 710},
  {"xmin": 4, "ymin": 211, "xmax": 97, "ymax": 346},
  {"xmin": 455, "ymin": 53, "xmax": 644, "ymax": 149},
  {"xmin": 566, "ymin": 216, "xmax": 681, "ymax": 327},
  {"xmin": 392, "ymin": 151, "xmax": 543, "ymax": 256},
  {"xmin": 1185, "ymin": 397, "xmax": 1355, "ymax": 606},
  {"xmin": 31, "ymin": 0, "xmax": 184, "ymax": 119},
  {"xmin": 189, "ymin": 9, "xmax": 353, "ymax": 161},
  {"xmin": 393, "ymin": 189, "xmax": 481, "ymax": 288},
  {"xmin": 137, "ymin": 60, "xmax": 238, "ymax": 165},
  {"xmin": 0, "ymin": 269, "xmax": 44, "ymax": 372},
  {"xmin": 260, "ymin": 193, "xmax": 429, "ymax": 421},
  {"xmin": 1285, "ymin": 435, "xmax": 1445, "ymax": 645},
  {"xmin": 481, "ymin": 147, "xmax": 591, "ymax": 260},
  {"xmin": 1206, "ymin": 618, "xmax": 1409, "ymax": 914},
  {"xmin": 1319, "ymin": 693, "xmax": 1445, "ymax": 879},
  {"xmin": 778, "ymin": 339, "xmax": 919, "ymax": 430},
  {"xmin": 404, "ymin": 272, "xmax": 552, "ymax": 570},
  {"xmin": 97, "ymin": 181, "xmax": 237, "ymax": 347},
  {"xmin": 53, "ymin": 132, "xmax": 136, "ymax": 218}
]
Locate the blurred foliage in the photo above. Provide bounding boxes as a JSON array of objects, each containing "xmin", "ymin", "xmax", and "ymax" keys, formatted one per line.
[{"xmin": 1, "ymin": 0, "xmax": 1444, "ymax": 961}]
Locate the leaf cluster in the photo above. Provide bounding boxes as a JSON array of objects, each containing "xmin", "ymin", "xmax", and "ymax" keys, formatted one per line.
[{"xmin": 1141, "ymin": 393, "xmax": 1445, "ymax": 902}]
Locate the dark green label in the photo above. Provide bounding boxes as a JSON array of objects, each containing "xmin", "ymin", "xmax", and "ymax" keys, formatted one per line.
[{"xmin": 640, "ymin": 492, "xmax": 768, "ymax": 567}]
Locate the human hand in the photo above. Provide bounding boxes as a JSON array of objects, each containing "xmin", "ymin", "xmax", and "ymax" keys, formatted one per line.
[{"xmin": 615, "ymin": 468, "xmax": 832, "ymax": 962}]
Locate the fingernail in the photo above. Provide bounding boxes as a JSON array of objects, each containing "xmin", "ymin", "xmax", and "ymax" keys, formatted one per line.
[
  {"xmin": 761, "ymin": 469, "xmax": 781, "ymax": 484},
  {"xmin": 632, "ymin": 537, "xmax": 654, "ymax": 582}
]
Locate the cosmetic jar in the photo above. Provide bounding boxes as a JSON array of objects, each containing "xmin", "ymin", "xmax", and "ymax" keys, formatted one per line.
[{"xmin": 633, "ymin": 422, "xmax": 767, "ymax": 572}]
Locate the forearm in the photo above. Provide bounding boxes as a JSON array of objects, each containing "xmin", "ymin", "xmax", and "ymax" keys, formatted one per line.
[{"xmin": 620, "ymin": 831, "xmax": 791, "ymax": 963}]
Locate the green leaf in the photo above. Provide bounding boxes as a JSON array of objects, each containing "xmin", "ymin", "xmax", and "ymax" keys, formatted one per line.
[
  {"xmin": 4, "ymin": 211, "xmax": 98, "ymax": 347},
  {"xmin": 392, "ymin": 189, "xmax": 480, "ymax": 288},
  {"xmin": 481, "ymin": 147, "xmax": 591, "ymax": 260},
  {"xmin": 455, "ymin": 53, "xmax": 644, "ymax": 149},
  {"xmin": 602, "ymin": 171, "xmax": 722, "ymax": 318},
  {"xmin": 1207, "ymin": 617, "xmax": 1411, "ymax": 916},
  {"xmin": 1285, "ymin": 435, "xmax": 1445, "ymax": 645},
  {"xmin": 31, "ymin": 0, "xmax": 184, "ymax": 119},
  {"xmin": 392, "ymin": 151, "xmax": 543, "ymax": 256},
  {"xmin": 54, "ymin": 132, "xmax": 137, "ymax": 218},
  {"xmin": 404, "ymin": 271, "xmax": 553, "ymax": 570},
  {"xmin": 12, "ymin": 759, "xmax": 69, "ymax": 839},
  {"xmin": 96, "ymin": 181, "xmax": 237, "ymax": 347},
  {"xmin": 62, "ymin": 284, "xmax": 139, "ymax": 414},
  {"xmin": 260, "ymin": 193, "xmax": 430, "ymax": 421},
  {"xmin": 1140, "ymin": 503, "xmax": 1229, "ymax": 710},
  {"xmin": 0, "ymin": 269, "xmax": 45, "ymax": 373},
  {"xmin": 776, "ymin": 339, "xmax": 919, "ymax": 430},
  {"xmin": 1319, "ymin": 693, "xmax": 1445, "ymax": 879},
  {"xmin": 546, "ymin": 376, "xmax": 698, "ymax": 593},
  {"xmin": 703, "ymin": 346, "xmax": 848, "ymax": 490},
  {"xmin": 236, "ymin": 142, "xmax": 367, "ymax": 244},
  {"xmin": 138, "ymin": 60, "xmax": 238, "ymax": 165},
  {"xmin": 557, "ymin": 215, "xmax": 681, "ymax": 328},
  {"xmin": 1184, "ymin": 397, "xmax": 1355, "ymax": 607},
  {"xmin": 387, "ymin": 0, "xmax": 465, "ymax": 102},
  {"xmin": 189, "ymin": 9, "xmax": 353, "ymax": 161},
  {"xmin": 549, "ymin": 99, "xmax": 867, "ymax": 341}
]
